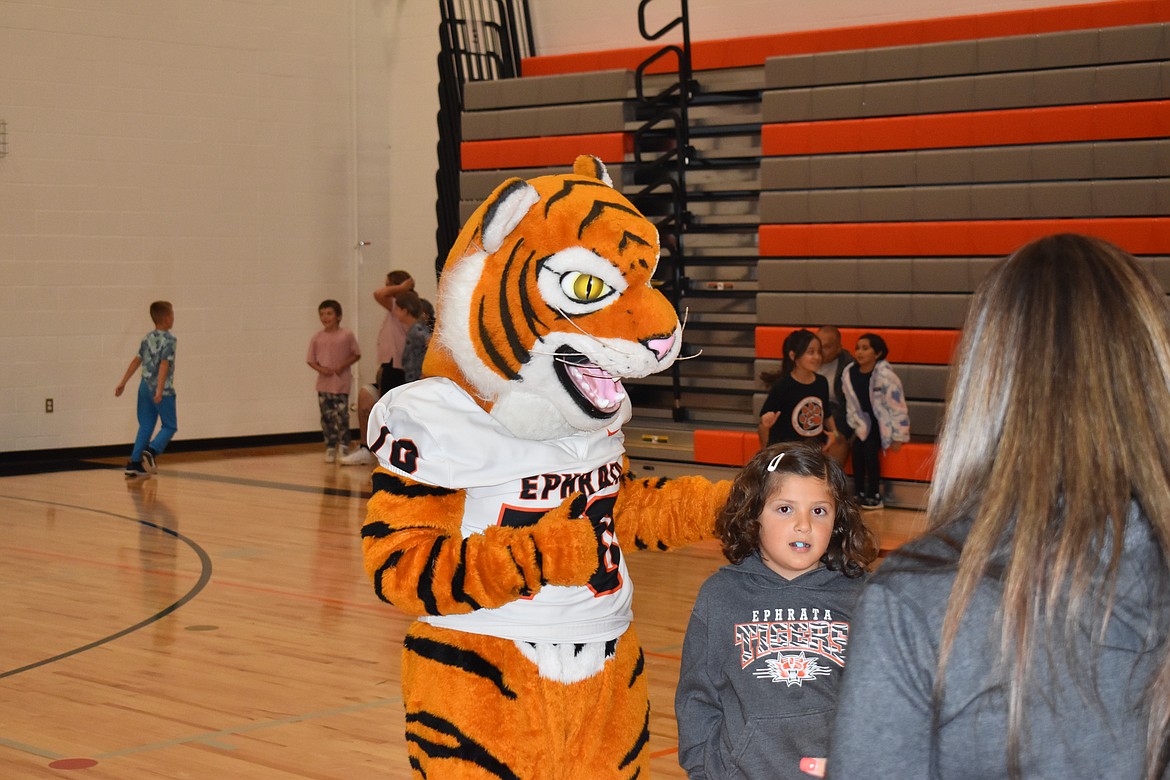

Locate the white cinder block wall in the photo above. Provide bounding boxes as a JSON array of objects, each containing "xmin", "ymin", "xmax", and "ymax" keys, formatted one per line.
[
  {"xmin": 0, "ymin": 0, "xmax": 1099, "ymax": 454},
  {"xmin": 0, "ymin": 0, "xmax": 440, "ymax": 453}
]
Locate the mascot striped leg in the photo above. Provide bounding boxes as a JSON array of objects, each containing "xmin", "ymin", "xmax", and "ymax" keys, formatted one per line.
[{"xmin": 402, "ymin": 623, "xmax": 650, "ymax": 779}]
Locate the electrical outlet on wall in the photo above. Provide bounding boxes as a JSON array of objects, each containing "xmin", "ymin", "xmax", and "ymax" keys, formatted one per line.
[{"xmin": 45, "ymin": 398, "xmax": 53, "ymax": 413}]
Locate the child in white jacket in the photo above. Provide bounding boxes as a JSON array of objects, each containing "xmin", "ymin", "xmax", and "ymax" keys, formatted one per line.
[{"xmin": 841, "ymin": 333, "xmax": 910, "ymax": 509}]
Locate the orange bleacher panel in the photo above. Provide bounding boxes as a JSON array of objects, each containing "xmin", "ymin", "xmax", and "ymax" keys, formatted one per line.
[
  {"xmin": 693, "ymin": 429, "xmax": 760, "ymax": 467},
  {"xmin": 758, "ymin": 219, "xmax": 1170, "ymax": 258},
  {"xmin": 843, "ymin": 441, "xmax": 936, "ymax": 482},
  {"xmin": 756, "ymin": 327, "xmax": 960, "ymax": 366},
  {"xmin": 694, "ymin": 428, "xmax": 936, "ymax": 482},
  {"xmin": 880, "ymin": 442, "xmax": 936, "ymax": 482},
  {"xmin": 460, "ymin": 133, "xmax": 632, "ymax": 171}
]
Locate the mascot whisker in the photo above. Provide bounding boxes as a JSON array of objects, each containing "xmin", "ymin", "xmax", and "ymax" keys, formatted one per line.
[{"xmin": 361, "ymin": 155, "xmax": 730, "ymax": 778}]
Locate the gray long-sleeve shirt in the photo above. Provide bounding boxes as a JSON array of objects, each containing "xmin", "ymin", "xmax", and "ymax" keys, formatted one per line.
[
  {"xmin": 675, "ymin": 554, "xmax": 867, "ymax": 779},
  {"xmin": 829, "ymin": 510, "xmax": 1169, "ymax": 778}
]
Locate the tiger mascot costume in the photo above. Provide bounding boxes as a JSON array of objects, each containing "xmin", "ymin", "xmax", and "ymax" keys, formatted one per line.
[{"xmin": 361, "ymin": 155, "xmax": 730, "ymax": 778}]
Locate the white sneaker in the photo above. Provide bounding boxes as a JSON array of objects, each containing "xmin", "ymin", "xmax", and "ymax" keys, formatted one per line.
[
  {"xmin": 339, "ymin": 446, "xmax": 375, "ymax": 466},
  {"xmin": 324, "ymin": 447, "xmax": 337, "ymax": 464}
]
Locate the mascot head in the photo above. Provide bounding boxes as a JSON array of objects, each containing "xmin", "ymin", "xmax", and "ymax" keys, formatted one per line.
[{"xmin": 422, "ymin": 155, "xmax": 682, "ymax": 440}]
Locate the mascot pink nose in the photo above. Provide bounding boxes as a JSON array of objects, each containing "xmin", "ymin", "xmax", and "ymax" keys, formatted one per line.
[{"xmin": 646, "ymin": 333, "xmax": 676, "ymax": 361}]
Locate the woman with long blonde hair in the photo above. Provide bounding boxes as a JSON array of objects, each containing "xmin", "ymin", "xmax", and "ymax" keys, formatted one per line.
[{"xmin": 826, "ymin": 234, "xmax": 1170, "ymax": 778}]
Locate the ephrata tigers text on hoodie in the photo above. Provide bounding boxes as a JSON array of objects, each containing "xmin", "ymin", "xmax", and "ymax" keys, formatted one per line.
[{"xmin": 674, "ymin": 553, "xmax": 866, "ymax": 780}]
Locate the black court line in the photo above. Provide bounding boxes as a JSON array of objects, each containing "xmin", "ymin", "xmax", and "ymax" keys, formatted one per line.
[
  {"xmin": 0, "ymin": 495, "xmax": 215, "ymax": 680},
  {"xmin": 76, "ymin": 462, "xmax": 374, "ymax": 500},
  {"xmin": 159, "ymin": 469, "xmax": 373, "ymax": 500},
  {"xmin": 0, "ymin": 459, "xmax": 112, "ymax": 477}
]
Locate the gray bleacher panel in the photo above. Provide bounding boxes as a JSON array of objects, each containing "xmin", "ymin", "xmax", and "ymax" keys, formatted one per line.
[
  {"xmin": 458, "ymin": 200, "xmax": 476, "ymax": 224},
  {"xmin": 760, "ymin": 156, "xmax": 812, "ymax": 190},
  {"xmin": 757, "ymin": 259, "xmax": 815, "ymax": 291},
  {"xmin": 758, "ymin": 293, "xmax": 969, "ymax": 328},
  {"xmin": 1097, "ymin": 60, "xmax": 1170, "ymax": 101},
  {"xmin": 1040, "ymin": 28, "xmax": 1112, "ymax": 68},
  {"xmin": 461, "ymin": 166, "xmax": 561, "ymax": 196},
  {"xmin": 1092, "ymin": 179, "xmax": 1170, "ymax": 216},
  {"xmin": 865, "ymin": 187, "xmax": 918, "ymax": 221},
  {"xmin": 759, "ymin": 190, "xmax": 808, "ymax": 222},
  {"xmin": 1030, "ymin": 181, "xmax": 1093, "ymax": 216},
  {"xmin": 899, "ymin": 364, "xmax": 951, "ymax": 399},
  {"xmin": 762, "ymin": 61, "xmax": 1169, "ymax": 122},
  {"xmin": 461, "ymin": 101, "xmax": 629, "ymax": 141},
  {"xmin": 909, "ymin": 187, "xmax": 969, "ymax": 221},
  {"xmin": 763, "ymin": 142, "xmax": 1170, "ymax": 192},
  {"xmin": 1029, "ymin": 145, "xmax": 1095, "ymax": 180},
  {"xmin": 968, "ymin": 182, "xmax": 1031, "ymax": 220},
  {"xmin": 460, "ymin": 164, "xmax": 629, "ymax": 200},
  {"xmin": 758, "ymin": 258, "xmax": 994, "ymax": 294},
  {"xmin": 680, "ymin": 295, "xmax": 756, "ymax": 316},
  {"xmin": 911, "ymin": 258, "xmax": 993, "ymax": 292},
  {"xmin": 462, "ymin": 69, "xmax": 633, "ymax": 111},
  {"xmin": 764, "ymin": 24, "xmax": 1168, "ymax": 88},
  {"xmin": 1092, "ymin": 139, "xmax": 1170, "ymax": 178},
  {"xmin": 911, "ymin": 295, "xmax": 969, "ymax": 329},
  {"xmin": 858, "ymin": 258, "xmax": 913, "ymax": 292},
  {"xmin": 762, "ymin": 180, "xmax": 1169, "ymax": 223},
  {"xmin": 907, "ymin": 401, "xmax": 946, "ymax": 437},
  {"xmin": 856, "ymin": 294, "xmax": 911, "ymax": 326},
  {"xmin": 757, "ymin": 292, "xmax": 811, "ymax": 324},
  {"xmin": 1100, "ymin": 21, "xmax": 1170, "ymax": 61},
  {"xmin": 1146, "ymin": 258, "xmax": 1170, "ymax": 292}
]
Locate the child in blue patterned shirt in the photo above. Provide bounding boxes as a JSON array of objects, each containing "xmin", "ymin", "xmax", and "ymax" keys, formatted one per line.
[{"xmin": 115, "ymin": 301, "xmax": 177, "ymax": 477}]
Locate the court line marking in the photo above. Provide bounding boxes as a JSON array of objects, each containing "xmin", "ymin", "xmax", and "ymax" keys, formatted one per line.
[
  {"xmin": 0, "ymin": 698, "xmax": 403, "ymax": 763},
  {"xmin": 86, "ymin": 464, "xmax": 374, "ymax": 500},
  {"xmin": 0, "ymin": 495, "xmax": 213, "ymax": 680},
  {"xmin": 0, "ymin": 736, "xmax": 66, "ymax": 760},
  {"xmin": 2, "ymin": 474, "xmax": 691, "ymax": 765},
  {"xmin": 92, "ymin": 697, "xmax": 403, "ymax": 759}
]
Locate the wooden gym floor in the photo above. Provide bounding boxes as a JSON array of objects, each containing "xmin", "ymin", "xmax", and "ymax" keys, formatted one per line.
[{"xmin": 0, "ymin": 443, "xmax": 926, "ymax": 779}]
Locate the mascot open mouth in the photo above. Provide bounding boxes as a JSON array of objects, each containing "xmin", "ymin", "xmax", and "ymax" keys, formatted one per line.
[{"xmin": 554, "ymin": 345, "xmax": 626, "ymax": 418}]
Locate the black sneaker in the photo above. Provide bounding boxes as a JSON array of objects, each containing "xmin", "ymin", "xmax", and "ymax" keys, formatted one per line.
[
  {"xmin": 860, "ymin": 495, "xmax": 884, "ymax": 510},
  {"xmin": 124, "ymin": 461, "xmax": 148, "ymax": 477},
  {"xmin": 142, "ymin": 449, "xmax": 158, "ymax": 474}
]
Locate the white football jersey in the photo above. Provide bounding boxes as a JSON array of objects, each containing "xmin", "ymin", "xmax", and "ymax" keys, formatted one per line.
[{"xmin": 368, "ymin": 377, "xmax": 634, "ymax": 643}]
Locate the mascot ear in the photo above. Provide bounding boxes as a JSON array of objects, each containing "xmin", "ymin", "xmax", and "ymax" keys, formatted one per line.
[
  {"xmin": 481, "ymin": 178, "xmax": 540, "ymax": 253},
  {"xmin": 573, "ymin": 154, "xmax": 613, "ymax": 188}
]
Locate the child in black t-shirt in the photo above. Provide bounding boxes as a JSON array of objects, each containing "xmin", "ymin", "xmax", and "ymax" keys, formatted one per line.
[{"xmin": 758, "ymin": 329, "xmax": 843, "ymax": 453}]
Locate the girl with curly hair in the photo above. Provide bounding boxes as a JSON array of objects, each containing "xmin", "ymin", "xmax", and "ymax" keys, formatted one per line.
[{"xmin": 675, "ymin": 442, "xmax": 877, "ymax": 779}]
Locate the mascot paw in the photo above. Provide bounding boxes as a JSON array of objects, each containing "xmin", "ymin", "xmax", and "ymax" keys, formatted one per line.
[{"xmin": 531, "ymin": 493, "xmax": 601, "ymax": 586}]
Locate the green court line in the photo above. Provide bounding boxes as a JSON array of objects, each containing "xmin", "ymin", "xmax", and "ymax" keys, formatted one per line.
[{"xmin": 0, "ymin": 736, "xmax": 65, "ymax": 760}]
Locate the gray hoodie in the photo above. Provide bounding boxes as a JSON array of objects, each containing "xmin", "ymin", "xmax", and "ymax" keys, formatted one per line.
[
  {"xmin": 829, "ymin": 510, "xmax": 1170, "ymax": 778},
  {"xmin": 675, "ymin": 554, "xmax": 867, "ymax": 779}
]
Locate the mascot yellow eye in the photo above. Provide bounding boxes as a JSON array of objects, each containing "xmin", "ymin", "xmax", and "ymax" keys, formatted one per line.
[{"xmin": 561, "ymin": 272, "xmax": 612, "ymax": 303}]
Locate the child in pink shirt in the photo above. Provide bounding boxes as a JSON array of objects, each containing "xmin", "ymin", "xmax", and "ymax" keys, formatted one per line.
[{"xmin": 306, "ymin": 299, "xmax": 361, "ymax": 463}]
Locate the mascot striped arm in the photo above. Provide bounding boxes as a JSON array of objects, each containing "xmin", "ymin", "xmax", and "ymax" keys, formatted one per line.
[{"xmin": 361, "ymin": 155, "xmax": 730, "ymax": 779}]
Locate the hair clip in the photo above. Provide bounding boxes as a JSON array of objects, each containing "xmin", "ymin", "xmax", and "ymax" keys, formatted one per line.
[{"xmin": 766, "ymin": 453, "xmax": 784, "ymax": 472}]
